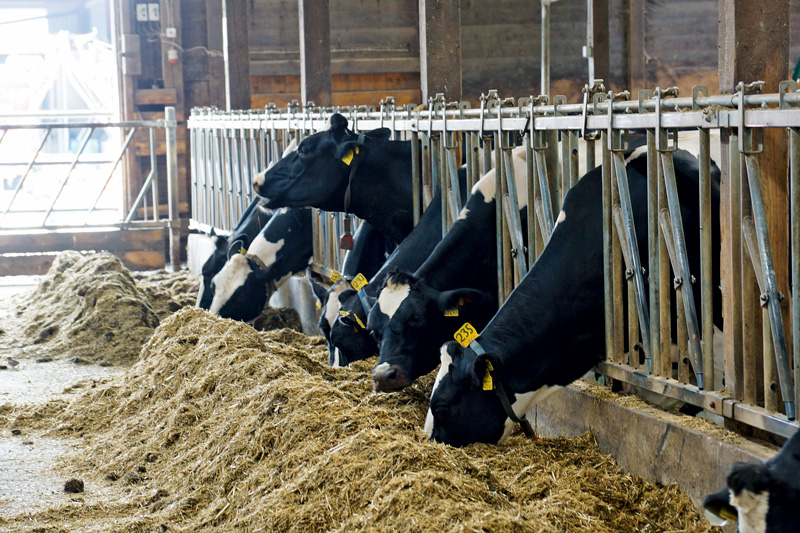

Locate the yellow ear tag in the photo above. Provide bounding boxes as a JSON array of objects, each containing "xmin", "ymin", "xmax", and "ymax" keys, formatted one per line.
[
  {"xmin": 444, "ymin": 308, "xmax": 459, "ymax": 317},
  {"xmin": 351, "ymin": 273, "xmax": 368, "ymax": 291},
  {"xmin": 315, "ymin": 301, "xmax": 322, "ymax": 309},
  {"xmin": 338, "ymin": 309, "xmax": 365, "ymax": 330},
  {"xmin": 482, "ymin": 366, "xmax": 494, "ymax": 391},
  {"xmin": 240, "ymin": 247, "xmax": 247, "ymax": 255},
  {"xmin": 330, "ymin": 270, "xmax": 342, "ymax": 283},
  {"xmin": 454, "ymin": 322, "xmax": 478, "ymax": 347}
]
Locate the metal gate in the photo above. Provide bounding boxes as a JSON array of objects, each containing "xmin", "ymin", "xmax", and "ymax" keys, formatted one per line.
[{"xmin": 188, "ymin": 83, "xmax": 800, "ymax": 440}]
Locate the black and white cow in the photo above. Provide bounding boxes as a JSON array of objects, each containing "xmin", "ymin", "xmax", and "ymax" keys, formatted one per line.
[
  {"xmin": 703, "ymin": 430, "xmax": 800, "ymax": 533},
  {"xmin": 196, "ymin": 197, "xmax": 273, "ymax": 309},
  {"xmin": 425, "ymin": 148, "xmax": 721, "ymax": 447},
  {"xmin": 203, "ymin": 207, "xmax": 313, "ymax": 322},
  {"xmin": 369, "ymin": 147, "xmax": 528, "ymax": 391},
  {"xmin": 311, "ymin": 165, "xmax": 470, "ymax": 368},
  {"xmin": 253, "ymin": 114, "xmax": 415, "ymax": 244},
  {"xmin": 309, "ymin": 221, "xmax": 395, "ymax": 367}
]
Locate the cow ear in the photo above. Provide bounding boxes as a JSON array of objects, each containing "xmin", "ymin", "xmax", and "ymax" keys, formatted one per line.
[
  {"xmin": 308, "ymin": 276, "xmax": 329, "ymax": 304},
  {"xmin": 336, "ymin": 141, "xmax": 368, "ymax": 167},
  {"xmin": 436, "ymin": 288, "xmax": 486, "ymax": 316},
  {"xmin": 471, "ymin": 352, "xmax": 502, "ymax": 390},
  {"xmin": 328, "ymin": 113, "xmax": 348, "ymax": 132},
  {"xmin": 227, "ymin": 238, "xmax": 246, "ymax": 259},
  {"xmin": 213, "ymin": 234, "xmax": 227, "ymax": 251},
  {"xmin": 363, "ymin": 127, "xmax": 391, "ymax": 143},
  {"xmin": 702, "ymin": 487, "xmax": 737, "ymax": 526}
]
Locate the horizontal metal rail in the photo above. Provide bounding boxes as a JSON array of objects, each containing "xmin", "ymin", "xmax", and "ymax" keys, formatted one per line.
[{"xmin": 188, "ymin": 83, "xmax": 800, "ymax": 439}]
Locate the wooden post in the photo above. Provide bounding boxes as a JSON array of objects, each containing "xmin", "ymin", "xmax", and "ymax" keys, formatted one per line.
[
  {"xmin": 298, "ymin": 0, "xmax": 332, "ymax": 107},
  {"xmin": 419, "ymin": 0, "xmax": 462, "ymax": 102},
  {"xmin": 206, "ymin": 0, "xmax": 225, "ymax": 106},
  {"xmin": 222, "ymin": 0, "xmax": 251, "ymax": 110},
  {"xmin": 627, "ymin": 0, "xmax": 646, "ymax": 94},
  {"xmin": 592, "ymin": 0, "xmax": 609, "ymax": 84},
  {"xmin": 718, "ymin": 0, "xmax": 790, "ymax": 402}
]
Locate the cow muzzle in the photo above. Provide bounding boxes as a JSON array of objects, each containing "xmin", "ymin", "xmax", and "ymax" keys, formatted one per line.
[{"xmin": 372, "ymin": 363, "xmax": 411, "ymax": 392}]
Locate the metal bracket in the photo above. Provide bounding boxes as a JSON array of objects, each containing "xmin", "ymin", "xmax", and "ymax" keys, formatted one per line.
[
  {"xmin": 379, "ymin": 96, "xmax": 395, "ymax": 129},
  {"xmin": 478, "ymin": 89, "xmax": 499, "ymax": 141},
  {"xmin": 581, "ymin": 79, "xmax": 606, "ymax": 139},
  {"xmin": 607, "ymin": 90, "xmax": 630, "ymax": 152},
  {"xmin": 530, "ymin": 95, "xmax": 549, "ymax": 150},
  {"xmin": 692, "ymin": 86, "xmax": 708, "ymax": 111},
  {"xmin": 737, "ymin": 81, "xmax": 765, "ymax": 155},
  {"xmin": 654, "ymin": 87, "xmax": 678, "ymax": 153},
  {"xmin": 779, "ymin": 80, "xmax": 799, "ymax": 109}
]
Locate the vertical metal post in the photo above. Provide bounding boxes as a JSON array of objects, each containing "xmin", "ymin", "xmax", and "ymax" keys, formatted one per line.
[
  {"xmin": 541, "ymin": 0, "xmax": 551, "ymax": 95},
  {"xmin": 602, "ymin": 130, "xmax": 614, "ymax": 362},
  {"xmin": 699, "ymin": 128, "xmax": 715, "ymax": 388},
  {"xmin": 165, "ymin": 106, "xmax": 181, "ymax": 272},
  {"xmin": 647, "ymin": 129, "xmax": 660, "ymax": 375},
  {"xmin": 411, "ymin": 131, "xmax": 421, "ymax": 225},
  {"xmin": 792, "ymin": 127, "xmax": 800, "ymax": 413},
  {"xmin": 150, "ymin": 127, "xmax": 160, "ymax": 220}
]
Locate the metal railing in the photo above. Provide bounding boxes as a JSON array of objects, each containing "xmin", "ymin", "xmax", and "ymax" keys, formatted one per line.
[
  {"xmin": 188, "ymin": 83, "xmax": 800, "ymax": 439},
  {"xmin": 0, "ymin": 107, "xmax": 180, "ymax": 268}
]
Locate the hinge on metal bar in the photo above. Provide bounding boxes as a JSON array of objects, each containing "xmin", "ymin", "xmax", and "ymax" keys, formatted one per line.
[
  {"xmin": 737, "ymin": 81, "xmax": 765, "ymax": 155},
  {"xmin": 607, "ymin": 90, "xmax": 630, "ymax": 153},
  {"xmin": 581, "ymin": 79, "xmax": 606, "ymax": 139},
  {"xmin": 654, "ymin": 87, "xmax": 678, "ymax": 153},
  {"xmin": 529, "ymin": 95, "xmax": 550, "ymax": 150},
  {"xmin": 379, "ymin": 96, "xmax": 395, "ymax": 129},
  {"xmin": 779, "ymin": 80, "xmax": 799, "ymax": 109},
  {"xmin": 479, "ymin": 90, "xmax": 499, "ymax": 144}
]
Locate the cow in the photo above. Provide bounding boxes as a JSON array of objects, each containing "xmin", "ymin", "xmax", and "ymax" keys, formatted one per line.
[
  {"xmin": 253, "ymin": 114, "xmax": 416, "ymax": 245},
  {"xmin": 424, "ymin": 147, "xmax": 721, "ymax": 447},
  {"xmin": 203, "ymin": 207, "xmax": 313, "ymax": 322},
  {"xmin": 703, "ymin": 430, "xmax": 800, "ymax": 533},
  {"xmin": 311, "ymin": 165, "xmax": 470, "ymax": 368},
  {"xmin": 309, "ymin": 222, "xmax": 394, "ymax": 367},
  {"xmin": 369, "ymin": 147, "xmax": 529, "ymax": 392},
  {"xmin": 196, "ymin": 197, "xmax": 273, "ymax": 309}
]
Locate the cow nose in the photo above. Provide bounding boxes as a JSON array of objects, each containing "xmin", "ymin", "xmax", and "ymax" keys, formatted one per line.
[{"xmin": 372, "ymin": 363, "xmax": 411, "ymax": 392}]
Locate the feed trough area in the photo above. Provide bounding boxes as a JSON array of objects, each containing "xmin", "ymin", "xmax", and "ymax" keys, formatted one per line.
[{"xmin": 0, "ymin": 252, "xmax": 715, "ymax": 532}]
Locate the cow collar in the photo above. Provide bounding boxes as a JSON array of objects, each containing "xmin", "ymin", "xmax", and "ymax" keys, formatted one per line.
[
  {"xmin": 343, "ymin": 133, "xmax": 366, "ymax": 213},
  {"xmin": 469, "ymin": 340, "xmax": 537, "ymax": 440}
]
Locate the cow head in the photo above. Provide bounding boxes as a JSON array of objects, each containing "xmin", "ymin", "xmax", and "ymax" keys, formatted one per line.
[
  {"xmin": 207, "ymin": 253, "xmax": 277, "ymax": 322},
  {"xmin": 424, "ymin": 341, "xmax": 508, "ymax": 447},
  {"xmin": 253, "ymin": 114, "xmax": 390, "ymax": 210},
  {"xmin": 703, "ymin": 432, "xmax": 800, "ymax": 532},
  {"xmin": 369, "ymin": 271, "xmax": 485, "ymax": 392},
  {"xmin": 311, "ymin": 277, "xmax": 378, "ymax": 367},
  {"xmin": 197, "ymin": 234, "xmax": 229, "ymax": 309}
]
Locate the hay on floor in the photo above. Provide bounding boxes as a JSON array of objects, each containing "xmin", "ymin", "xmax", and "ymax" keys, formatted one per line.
[{"xmin": 2, "ymin": 307, "xmax": 715, "ymax": 532}]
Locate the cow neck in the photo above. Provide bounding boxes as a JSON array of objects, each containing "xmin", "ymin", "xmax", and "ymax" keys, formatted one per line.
[{"xmin": 469, "ymin": 340, "xmax": 536, "ymax": 439}]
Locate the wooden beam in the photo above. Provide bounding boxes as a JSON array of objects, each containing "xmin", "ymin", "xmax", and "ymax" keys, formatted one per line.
[
  {"xmin": 419, "ymin": 0, "xmax": 462, "ymax": 102},
  {"xmin": 626, "ymin": 0, "xmax": 646, "ymax": 94},
  {"xmin": 298, "ymin": 0, "xmax": 332, "ymax": 107},
  {"xmin": 222, "ymin": 0, "xmax": 251, "ymax": 110},
  {"xmin": 718, "ymin": 0, "xmax": 791, "ymax": 402},
  {"xmin": 592, "ymin": 0, "xmax": 609, "ymax": 84},
  {"xmin": 0, "ymin": 228, "xmax": 167, "ymax": 254}
]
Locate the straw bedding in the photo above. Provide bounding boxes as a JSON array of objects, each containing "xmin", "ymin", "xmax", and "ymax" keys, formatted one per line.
[
  {"xmin": 1, "ymin": 305, "xmax": 715, "ymax": 532},
  {"xmin": 14, "ymin": 251, "xmax": 199, "ymax": 365}
]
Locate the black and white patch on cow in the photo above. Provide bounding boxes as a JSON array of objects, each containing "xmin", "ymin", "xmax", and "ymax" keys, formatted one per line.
[
  {"xmin": 369, "ymin": 147, "xmax": 527, "ymax": 392},
  {"xmin": 425, "ymin": 147, "xmax": 721, "ymax": 447},
  {"xmin": 703, "ymin": 430, "xmax": 800, "ymax": 533},
  {"xmin": 206, "ymin": 207, "xmax": 313, "ymax": 322},
  {"xmin": 197, "ymin": 234, "xmax": 229, "ymax": 308}
]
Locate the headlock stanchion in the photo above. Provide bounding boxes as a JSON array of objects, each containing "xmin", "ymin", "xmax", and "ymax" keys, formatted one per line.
[{"xmin": 188, "ymin": 83, "xmax": 800, "ymax": 438}]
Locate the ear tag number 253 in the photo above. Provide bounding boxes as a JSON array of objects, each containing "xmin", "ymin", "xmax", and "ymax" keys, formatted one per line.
[{"xmin": 454, "ymin": 322, "xmax": 478, "ymax": 347}]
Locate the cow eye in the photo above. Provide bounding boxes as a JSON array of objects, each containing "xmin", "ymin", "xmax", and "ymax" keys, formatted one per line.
[{"xmin": 410, "ymin": 313, "xmax": 424, "ymax": 325}]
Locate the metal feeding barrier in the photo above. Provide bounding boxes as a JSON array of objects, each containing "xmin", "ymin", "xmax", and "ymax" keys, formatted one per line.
[
  {"xmin": 0, "ymin": 107, "xmax": 181, "ymax": 268},
  {"xmin": 188, "ymin": 82, "xmax": 800, "ymax": 439}
]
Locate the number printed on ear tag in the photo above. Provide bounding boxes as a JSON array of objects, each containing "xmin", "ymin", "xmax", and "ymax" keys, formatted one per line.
[
  {"xmin": 454, "ymin": 322, "xmax": 478, "ymax": 347},
  {"xmin": 330, "ymin": 270, "xmax": 342, "ymax": 283},
  {"xmin": 351, "ymin": 273, "xmax": 368, "ymax": 291},
  {"xmin": 444, "ymin": 308, "xmax": 459, "ymax": 317}
]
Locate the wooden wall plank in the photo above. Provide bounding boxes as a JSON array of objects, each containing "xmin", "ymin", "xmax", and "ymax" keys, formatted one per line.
[{"xmin": 0, "ymin": 229, "xmax": 168, "ymax": 254}]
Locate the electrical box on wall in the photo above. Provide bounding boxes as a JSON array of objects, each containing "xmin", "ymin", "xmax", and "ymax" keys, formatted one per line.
[
  {"xmin": 148, "ymin": 3, "xmax": 160, "ymax": 21},
  {"xmin": 135, "ymin": 3, "xmax": 148, "ymax": 21}
]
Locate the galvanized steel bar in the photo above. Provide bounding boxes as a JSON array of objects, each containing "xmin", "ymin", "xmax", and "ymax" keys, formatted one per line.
[
  {"xmin": 150, "ymin": 127, "xmax": 160, "ymax": 221},
  {"xmin": 602, "ymin": 131, "xmax": 614, "ymax": 362},
  {"xmin": 41, "ymin": 127, "xmax": 95, "ymax": 225},
  {"xmin": 743, "ymin": 154, "xmax": 795, "ymax": 419},
  {"xmin": 612, "ymin": 151, "xmax": 651, "ymax": 363},
  {"xmin": 502, "ymin": 147, "xmax": 528, "ymax": 279},
  {"xmin": 0, "ymin": 127, "xmax": 52, "ymax": 225},
  {"xmin": 411, "ymin": 131, "xmax": 421, "ymax": 225},
  {"xmin": 699, "ymin": 128, "xmax": 715, "ymax": 388},
  {"xmin": 661, "ymin": 152, "xmax": 705, "ymax": 389},
  {"xmin": 84, "ymin": 126, "xmax": 138, "ymax": 225},
  {"xmin": 165, "ymin": 107, "xmax": 180, "ymax": 270},
  {"xmin": 792, "ymin": 127, "xmax": 800, "ymax": 413}
]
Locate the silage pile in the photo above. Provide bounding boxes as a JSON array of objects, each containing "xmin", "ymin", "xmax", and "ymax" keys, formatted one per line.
[
  {"xmin": 16, "ymin": 251, "xmax": 198, "ymax": 365},
  {"xmin": 20, "ymin": 307, "xmax": 712, "ymax": 533}
]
